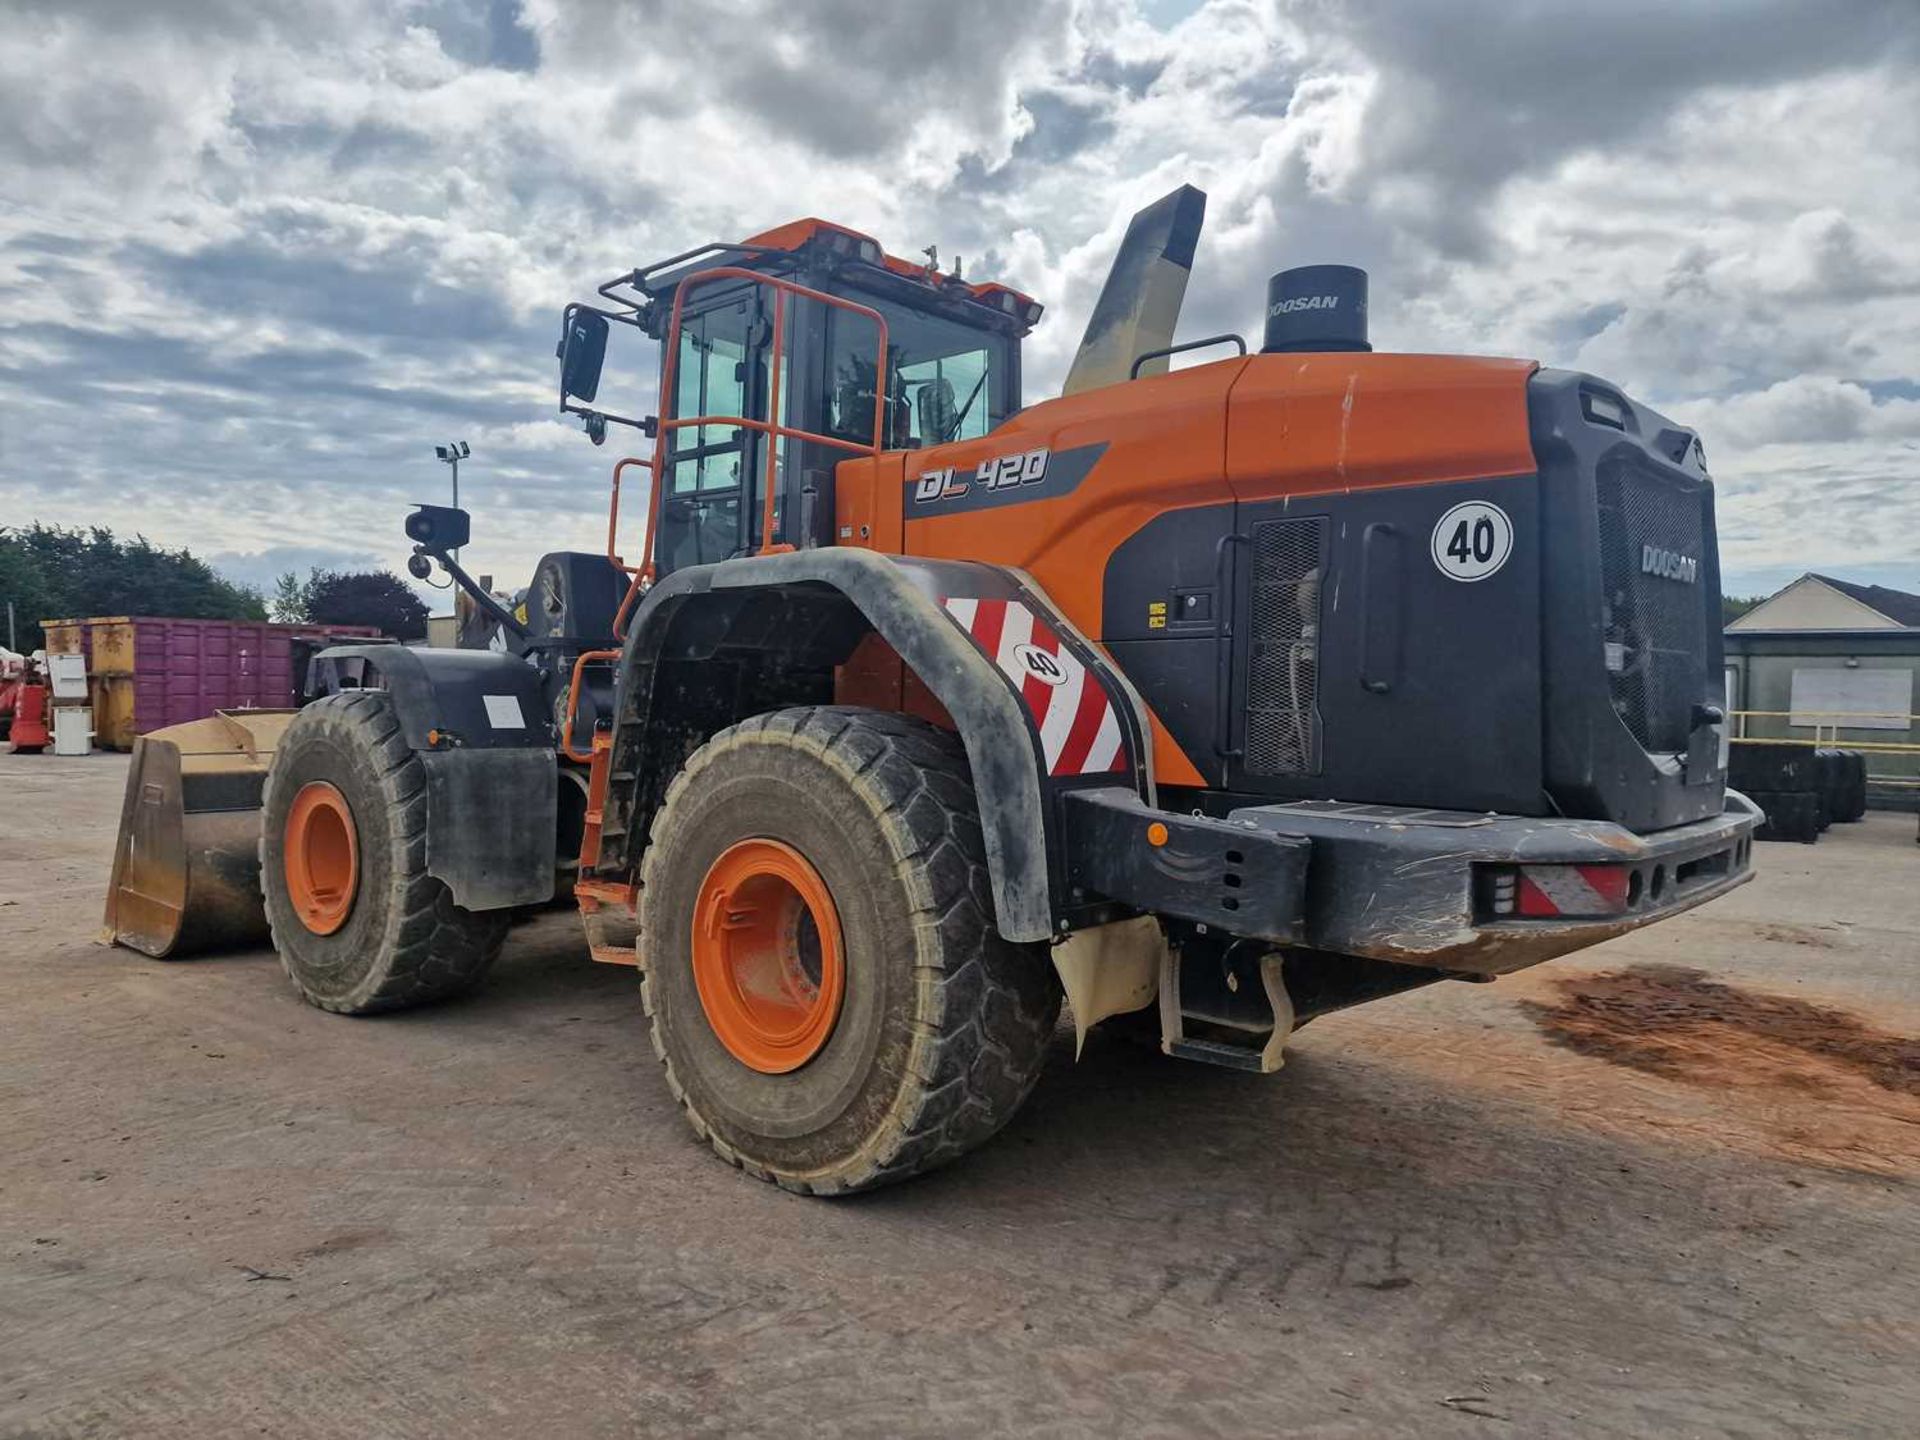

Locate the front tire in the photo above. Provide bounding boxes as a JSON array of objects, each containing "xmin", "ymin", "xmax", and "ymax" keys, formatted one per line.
[
  {"xmin": 261, "ymin": 692, "xmax": 508, "ymax": 1014},
  {"xmin": 638, "ymin": 706, "xmax": 1061, "ymax": 1195}
]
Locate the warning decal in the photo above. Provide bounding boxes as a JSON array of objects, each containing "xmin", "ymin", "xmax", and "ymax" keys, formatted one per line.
[{"xmin": 942, "ymin": 597, "xmax": 1126, "ymax": 777}]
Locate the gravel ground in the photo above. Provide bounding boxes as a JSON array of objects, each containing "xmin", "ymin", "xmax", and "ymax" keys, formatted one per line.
[{"xmin": 2, "ymin": 749, "xmax": 1915, "ymax": 1438}]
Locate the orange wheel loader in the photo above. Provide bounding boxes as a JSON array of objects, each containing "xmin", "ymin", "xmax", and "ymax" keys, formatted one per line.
[{"xmin": 107, "ymin": 186, "xmax": 1759, "ymax": 1193}]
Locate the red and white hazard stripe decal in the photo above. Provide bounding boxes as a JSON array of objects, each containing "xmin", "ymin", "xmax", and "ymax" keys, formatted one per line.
[
  {"xmin": 942, "ymin": 597, "xmax": 1126, "ymax": 777},
  {"xmin": 1516, "ymin": 865, "xmax": 1630, "ymax": 917}
]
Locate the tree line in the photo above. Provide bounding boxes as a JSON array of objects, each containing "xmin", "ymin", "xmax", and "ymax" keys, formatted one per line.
[
  {"xmin": 0, "ymin": 525, "xmax": 427, "ymax": 650},
  {"xmin": 269, "ymin": 567, "xmax": 428, "ymax": 639}
]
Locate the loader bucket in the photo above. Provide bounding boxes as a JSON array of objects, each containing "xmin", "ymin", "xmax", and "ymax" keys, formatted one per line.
[{"xmin": 102, "ymin": 710, "xmax": 299, "ymax": 958}]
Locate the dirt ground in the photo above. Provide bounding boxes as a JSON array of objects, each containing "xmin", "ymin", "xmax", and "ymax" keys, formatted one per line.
[{"xmin": 2, "ymin": 750, "xmax": 1916, "ymax": 1439}]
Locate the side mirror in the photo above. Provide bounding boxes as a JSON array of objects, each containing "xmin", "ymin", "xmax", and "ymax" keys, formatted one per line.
[
  {"xmin": 558, "ymin": 305, "xmax": 609, "ymax": 404},
  {"xmin": 404, "ymin": 503, "xmax": 471, "ymax": 555}
]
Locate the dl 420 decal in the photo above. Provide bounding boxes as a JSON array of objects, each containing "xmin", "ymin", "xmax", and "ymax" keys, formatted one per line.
[
  {"xmin": 903, "ymin": 441, "xmax": 1108, "ymax": 516},
  {"xmin": 912, "ymin": 448, "xmax": 1051, "ymax": 505}
]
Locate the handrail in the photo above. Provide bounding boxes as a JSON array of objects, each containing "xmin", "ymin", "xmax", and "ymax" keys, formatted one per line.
[
  {"xmin": 601, "ymin": 240, "xmax": 774, "ymax": 305},
  {"xmin": 1728, "ymin": 737, "xmax": 1920, "ymax": 755},
  {"xmin": 606, "ymin": 456, "xmax": 649, "ymax": 573},
  {"xmin": 1728, "ymin": 707, "xmax": 1918, "ymax": 751},
  {"xmin": 1726, "ymin": 706, "xmax": 1920, "ymax": 760},
  {"xmin": 612, "ymin": 567, "xmax": 646, "ymax": 644},
  {"xmin": 1731, "ymin": 709, "xmax": 1918, "ymax": 722},
  {"xmin": 604, "ymin": 456, "xmax": 654, "ymax": 649},
  {"xmin": 1131, "ymin": 333, "xmax": 1247, "ymax": 380},
  {"xmin": 560, "ymin": 647, "xmax": 621, "ymax": 763},
  {"xmin": 651, "ymin": 412, "xmax": 876, "ymax": 448}
]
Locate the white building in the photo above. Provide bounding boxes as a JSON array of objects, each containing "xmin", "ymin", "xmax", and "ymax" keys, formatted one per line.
[{"xmin": 1725, "ymin": 573, "xmax": 1920, "ymax": 810}]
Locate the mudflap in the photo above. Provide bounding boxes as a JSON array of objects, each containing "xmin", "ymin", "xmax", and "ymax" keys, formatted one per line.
[{"xmin": 419, "ymin": 749, "xmax": 558, "ymax": 911}]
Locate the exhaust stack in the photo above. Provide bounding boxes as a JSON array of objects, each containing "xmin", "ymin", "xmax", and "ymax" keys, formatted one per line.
[
  {"xmin": 1262, "ymin": 264, "xmax": 1370, "ymax": 354},
  {"xmin": 1062, "ymin": 185, "xmax": 1207, "ymax": 396}
]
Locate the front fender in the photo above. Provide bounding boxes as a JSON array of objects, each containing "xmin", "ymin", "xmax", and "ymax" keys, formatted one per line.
[
  {"xmin": 308, "ymin": 644, "xmax": 557, "ymax": 910},
  {"xmin": 611, "ymin": 549, "xmax": 1149, "ymax": 943}
]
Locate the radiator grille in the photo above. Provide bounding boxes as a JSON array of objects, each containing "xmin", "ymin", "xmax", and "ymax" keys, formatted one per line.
[
  {"xmin": 1597, "ymin": 462, "xmax": 1709, "ymax": 753},
  {"xmin": 1244, "ymin": 518, "xmax": 1325, "ymax": 775}
]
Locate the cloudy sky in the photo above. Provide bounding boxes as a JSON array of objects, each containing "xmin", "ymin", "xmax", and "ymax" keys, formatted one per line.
[{"xmin": 2, "ymin": 0, "xmax": 1916, "ymax": 607}]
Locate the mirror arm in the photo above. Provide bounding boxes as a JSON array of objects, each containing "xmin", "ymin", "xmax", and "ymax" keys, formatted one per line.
[
  {"xmin": 560, "ymin": 403, "xmax": 657, "ymax": 447},
  {"xmin": 557, "ymin": 298, "xmax": 654, "ymax": 443}
]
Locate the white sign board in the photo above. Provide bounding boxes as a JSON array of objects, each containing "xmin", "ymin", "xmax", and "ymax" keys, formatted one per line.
[{"xmin": 1788, "ymin": 667, "xmax": 1913, "ymax": 731}]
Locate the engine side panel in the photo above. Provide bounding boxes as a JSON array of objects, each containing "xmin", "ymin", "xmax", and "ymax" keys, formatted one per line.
[
  {"xmin": 1222, "ymin": 352, "xmax": 1538, "ymax": 498},
  {"xmin": 880, "ymin": 351, "xmax": 1543, "ymax": 806},
  {"xmin": 1102, "ymin": 474, "xmax": 1548, "ymax": 813},
  {"xmin": 877, "ymin": 358, "xmax": 1247, "ymax": 634}
]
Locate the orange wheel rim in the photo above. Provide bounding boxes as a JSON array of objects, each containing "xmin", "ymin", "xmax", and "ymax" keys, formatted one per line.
[
  {"xmin": 691, "ymin": 839, "xmax": 845, "ymax": 1074},
  {"xmin": 285, "ymin": 781, "xmax": 359, "ymax": 936}
]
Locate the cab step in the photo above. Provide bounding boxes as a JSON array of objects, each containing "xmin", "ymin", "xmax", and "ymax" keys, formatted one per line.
[
  {"xmin": 1157, "ymin": 942, "xmax": 1295, "ymax": 1074},
  {"xmin": 1165, "ymin": 1037, "xmax": 1270, "ymax": 1073}
]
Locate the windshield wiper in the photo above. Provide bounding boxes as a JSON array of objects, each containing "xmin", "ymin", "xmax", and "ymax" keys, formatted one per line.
[{"xmin": 941, "ymin": 371, "xmax": 989, "ymax": 444}]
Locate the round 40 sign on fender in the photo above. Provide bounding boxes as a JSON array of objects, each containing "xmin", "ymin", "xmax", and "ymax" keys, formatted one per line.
[{"xmin": 1430, "ymin": 500, "xmax": 1514, "ymax": 582}]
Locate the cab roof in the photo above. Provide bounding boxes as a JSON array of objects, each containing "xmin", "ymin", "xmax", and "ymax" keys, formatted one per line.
[
  {"xmin": 737, "ymin": 216, "xmax": 1044, "ymax": 312},
  {"xmin": 610, "ymin": 217, "xmax": 1045, "ymax": 339}
]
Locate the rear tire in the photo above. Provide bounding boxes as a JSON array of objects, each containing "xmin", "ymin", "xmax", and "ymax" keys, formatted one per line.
[
  {"xmin": 638, "ymin": 706, "xmax": 1061, "ymax": 1195},
  {"xmin": 261, "ymin": 692, "xmax": 508, "ymax": 1014}
]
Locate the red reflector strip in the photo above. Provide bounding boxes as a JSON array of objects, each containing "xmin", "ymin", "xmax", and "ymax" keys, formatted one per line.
[{"xmin": 1515, "ymin": 865, "xmax": 1630, "ymax": 917}]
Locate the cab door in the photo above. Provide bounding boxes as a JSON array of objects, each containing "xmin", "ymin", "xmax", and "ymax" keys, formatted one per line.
[{"xmin": 654, "ymin": 291, "xmax": 767, "ymax": 577}]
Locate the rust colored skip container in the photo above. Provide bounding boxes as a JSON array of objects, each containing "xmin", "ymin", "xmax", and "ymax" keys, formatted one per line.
[{"xmin": 42, "ymin": 616, "xmax": 377, "ymax": 752}]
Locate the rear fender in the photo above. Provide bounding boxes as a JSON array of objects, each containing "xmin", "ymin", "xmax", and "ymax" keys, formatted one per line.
[
  {"xmin": 307, "ymin": 645, "xmax": 558, "ymax": 911},
  {"xmin": 605, "ymin": 549, "xmax": 1151, "ymax": 943}
]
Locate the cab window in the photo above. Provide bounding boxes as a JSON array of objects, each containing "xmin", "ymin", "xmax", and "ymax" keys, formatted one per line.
[
  {"xmin": 826, "ymin": 303, "xmax": 1007, "ymax": 449},
  {"xmin": 670, "ymin": 303, "xmax": 750, "ymax": 496}
]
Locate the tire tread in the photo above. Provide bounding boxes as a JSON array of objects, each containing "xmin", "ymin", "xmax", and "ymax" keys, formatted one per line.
[
  {"xmin": 260, "ymin": 692, "xmax": 506, "ymax": 1014},
  {"xmin": 638, "ymin": 705, "xmax": 1059, "ymax": 1194}
]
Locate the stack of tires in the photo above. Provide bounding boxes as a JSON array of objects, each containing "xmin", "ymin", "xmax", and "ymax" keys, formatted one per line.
[
  {"xmin": 1730, "ymin": 743, "xmax": 1868, "ymax": 843},
  {"xmin": 1816, "ymin": 748, "xmax": 1870, "ymax": 825}
]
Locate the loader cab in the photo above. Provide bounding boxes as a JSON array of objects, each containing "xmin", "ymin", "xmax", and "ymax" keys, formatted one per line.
[{"xmin": 560, "ymin": 221, "xmax": 1042, "ymax": 579}]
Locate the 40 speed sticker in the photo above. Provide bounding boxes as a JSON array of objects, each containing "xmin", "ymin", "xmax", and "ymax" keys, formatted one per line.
[{"xmin": 1430, "ymin": 500, "xmax": 1514, "ymax": 582}]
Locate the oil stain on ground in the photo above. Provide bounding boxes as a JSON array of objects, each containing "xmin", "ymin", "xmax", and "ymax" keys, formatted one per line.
[{"xmin": 1521, "ymin": 964, "xmax": 1920, "ymax": 1173}]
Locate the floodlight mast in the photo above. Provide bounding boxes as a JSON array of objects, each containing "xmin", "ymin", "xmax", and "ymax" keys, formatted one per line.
[{"xmin": 435, "ymin": 440, "xmax": 470, "ymax": 561}]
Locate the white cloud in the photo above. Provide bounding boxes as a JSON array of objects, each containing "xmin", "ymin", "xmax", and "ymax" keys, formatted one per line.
[
  {"xmin": 1672, "ymin": 377, "xmax": 1920, "ymax": 451},
  {"xmin": 1, "ymin": 0, "xmax": 1917, "ymax": 599}
]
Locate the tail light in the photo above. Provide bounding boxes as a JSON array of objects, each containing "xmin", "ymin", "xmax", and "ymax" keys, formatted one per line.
[{"xmin": 1482, "ymin": 864, "xmax": 1631, "ymax": 919}]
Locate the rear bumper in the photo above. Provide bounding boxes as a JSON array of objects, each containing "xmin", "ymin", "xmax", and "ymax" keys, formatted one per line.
[{"xmin": 1228, "ymin": 792, "xmax": 1759, "ymax": 975}]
